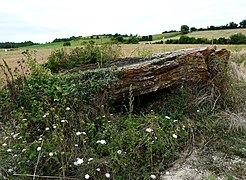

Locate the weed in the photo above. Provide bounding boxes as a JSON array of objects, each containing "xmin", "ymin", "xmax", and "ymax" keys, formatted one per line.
[{"xmin": 45, "ymin": 42, "xmax": 122, "ymax": 72}]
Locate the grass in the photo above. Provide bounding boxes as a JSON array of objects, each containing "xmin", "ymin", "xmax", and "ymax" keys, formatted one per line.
[
  {"xmin": 152, "ymin": 32, "xmax": 181, "ymax": 41},
  {"xmin": 169, "ymin": 28, "xmax": 246, "ymax": 40}
]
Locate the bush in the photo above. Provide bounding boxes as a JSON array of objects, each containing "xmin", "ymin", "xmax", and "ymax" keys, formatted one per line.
[
  {"xmin": 229, "ymin": 33, "xmax": 246, "ymax": 44},
  {"xmin": 63, "ymin": 41, "xmax": 71, "ymax": 46},
  {"xmin": 45, "ymin": 42, "xmax": 122, "ymax": 72}
]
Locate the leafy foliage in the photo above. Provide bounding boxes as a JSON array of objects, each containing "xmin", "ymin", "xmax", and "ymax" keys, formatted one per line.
[
  {"xmin": 45, "ymin": 42, "xmax": 122, "ymax": 72},
  {"xmin": 180, "ymin": 25, "xmax": 190, "ymax": 34},
  {"xmin": 63, "ymin": 41, "xmax": 71, "ymax": 46}
]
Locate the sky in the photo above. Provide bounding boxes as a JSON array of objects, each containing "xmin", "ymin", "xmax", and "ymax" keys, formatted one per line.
[{"xmin": 0, "ymin": 0, "xmax": 245, "ymax": 43}]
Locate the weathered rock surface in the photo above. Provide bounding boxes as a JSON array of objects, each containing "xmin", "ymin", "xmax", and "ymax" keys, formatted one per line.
[
  {"xmin": 67, "ymin": 46, "xmax": 230, "ymax": 100},
  {"xmin": 110, "ymin": 46, "xmax": 230, "ymax": 100}
]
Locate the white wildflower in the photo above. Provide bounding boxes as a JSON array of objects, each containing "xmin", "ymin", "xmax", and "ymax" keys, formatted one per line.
[
  {"xmin": 14, "ymin": 154, "xmax": 18, "ymax": 157},
  {"xmin": 172, "ymin": 134, "xmax": 178, "ymax": 139},
  {"xmin": 146, "ymin": 128, "xmax": 153, "ymax": 133},
  {"xmin": 61, "ymin": 119, "xmax": 67, "ymax": 123},
  {"xmin": 165, "ymin": 116, "xmax": 171, "ymax": 119},
  {"xmin": 197, "ymin": 109, "xmax": 200, "ymax": 113},
  {"xmin": 22, "ymin": 149, "xmax": 26, "ymax": 152},
  {"xmin": 7, "ymin": 149, "xmax": 12, "ymax": 152},
  {"xmin": 37, "ymin": 147, "xmax": 41, "ymax": 151},
  {"xmin": 49, "ymin": 152, "xmax": 54, "ymax": 157},
  {"xmin": 2, "ymin": 143, "xmax": 7, "ymax": 147},
  {"xmin": 75, "ymin": 144, "xmax": 78, "ymax": 147},
  {"xmin": 13, "ymin": 133, "xmax": 20, "ymax": 138},
  {"xmin": 96, "ymin": 140, "xmax": 107, "ymax": 144},
  {"xmin": 117, "ymin": 150, "xmax": 122, "ymax": 155},
  {"xmin": 82, "ymin": 132, "xmax": 86, "ymax": 135},
  {"xmin": 76, "ymin": 132, "xmax": 82, "ymax": 136},
  {"xmin": 102, "ymin": 115, "xmax": 106, "ymax": 118},
  {"xmin": 53, "ymin": 124, "xmax": 57, "ymax": 129},
  {"xmin": 150, "ymin": 174, "xmax": 156, "ymax": 179},
  {"xmin": 38, "ymin": 137, "xmax": 43, "ymax": 141},
  {"xmin": 22, "ymin": 118, "xmax": 27, "ymax": 121},
  {"xmin": 74, "ymin": 158, "xmax": 83, "ymax": 166},
  {"xmin": 45, "ymin": 127, "xmax": 49, "ymax": 131},
  {"xmin": 43, "ymin": 112, "xmax": 49, "ymax": 118},
  {"xmin": 66, "ymin": 107, "xmax": 71, "ymax": 111},
  {"xmin": 173, "ymin": 119, "xmax": 178, "ymax": 123},
  {"xmin": 85, "ymin": 174, "xmax": 90, "ymax": 179},
  {"xmin": 96, "ymin": 168, "xmax": 100, "ymax": 172},
  {"xmin": 105, "ymin": 173, "xmax": 110, "ymax": 178},
  {"xmin": 8, "ymin": 168, "xmax": 14, "ymax": 173},
  {"xmin": 88, "ymin": 158, "xmax": 93, "ymax": 162}
]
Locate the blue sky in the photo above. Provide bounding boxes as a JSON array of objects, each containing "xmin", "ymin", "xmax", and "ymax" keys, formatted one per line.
[{"xmin": 0, "ymin": 0, "xmax": 245, "ymax": 43}]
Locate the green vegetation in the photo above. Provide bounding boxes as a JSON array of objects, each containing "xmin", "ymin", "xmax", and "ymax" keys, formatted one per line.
[
  {"xmin": 45, "ymin": 42, "xmax": 122, "ymax": 72},
  {"xmin": 180, "ymin": 25, "xmax": 190, "ymax": 34},
  {"xmin": 63, "ymin": 42, "xmax": 71, "ymax": 46},
  {"xmin": 165, "ymin": 33, "xmax": 246, "ymax": 44},
  {"xmin": 0, "ymin": 39, "xmax": 245, "ymax": 179},
  {"xmin": 0, "ymin": 41, "xmax": 38, "ymax": 49}
]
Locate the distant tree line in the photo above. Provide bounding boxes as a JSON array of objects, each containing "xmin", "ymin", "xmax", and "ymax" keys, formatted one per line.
[
  {"xmin": 110, "ymin": 33, "xmax": 140, "ymax": 44},
  {"xmin": 0, "ymin": 41, "xmax": 38, "ymax": 49},
  {"xmin": 52, "ymin": 36, "xmax": 82, "ymax": 43},
  {"xmin": 181, "ymin": 19, "xmax": 246, "ymax": 34},
  {"xmin": 162, "ymin": 30, "xmax": 177, "ymax": 34},
  {"xmin": 140, "ymin": 35, "xmax": 153, "ymax": 41},
  {"xmin": 165, "ymin": 33, "xmax": 246, "ymax": 44}
]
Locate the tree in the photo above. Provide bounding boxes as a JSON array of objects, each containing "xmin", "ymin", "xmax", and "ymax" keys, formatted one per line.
[
  {"xmin": 180, "ymin": 25, "xmax": 189, "ymax": 34},
  {"xmin": 190, "ymin": 27, "xmax": 197, "ymax": 32},
  {"xmin": 148, "ymin": 35, "xmax": 153, "ymax": 41},
  {"xmin": 229, "ymin": 22, "xmax": 238, "ymax": 28},
  {"xmin": 127, "ymin": 36, "xmax": 139, "ymax": 44},
  {"xmin": 239, "ymin": 19, "xmax": 246, "ymax": 28}
]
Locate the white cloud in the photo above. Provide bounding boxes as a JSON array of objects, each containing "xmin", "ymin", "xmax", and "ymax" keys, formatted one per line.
[{"xmin": 0, "ymin": 0, "xmax": 245, "ymax": 43}]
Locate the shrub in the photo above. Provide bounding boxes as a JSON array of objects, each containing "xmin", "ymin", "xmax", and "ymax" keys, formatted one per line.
[
  {"xmin": 63, "ymin": 41, "xmax": 71, "ymax": 46},
  {"xmin": 229, "ymin": 33, "xmax": 246, "ymax": 44},
  {"xmin": 45, "ymin": 42, "xmax": 122, "ymax": 72}
]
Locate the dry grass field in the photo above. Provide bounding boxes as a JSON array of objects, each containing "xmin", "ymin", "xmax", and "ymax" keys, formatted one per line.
[
  {"xmin": 1, "ymin": 44, "xmax": 246, "ymax": 85},
  {"xmin": 169, "ymin": 28, "xmax": 246, "ymax": 40}
]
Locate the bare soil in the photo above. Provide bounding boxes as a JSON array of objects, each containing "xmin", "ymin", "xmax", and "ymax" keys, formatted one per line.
[{"xmin": 161, "ymin": 150, "xmax": 246, "ymax": 180}]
